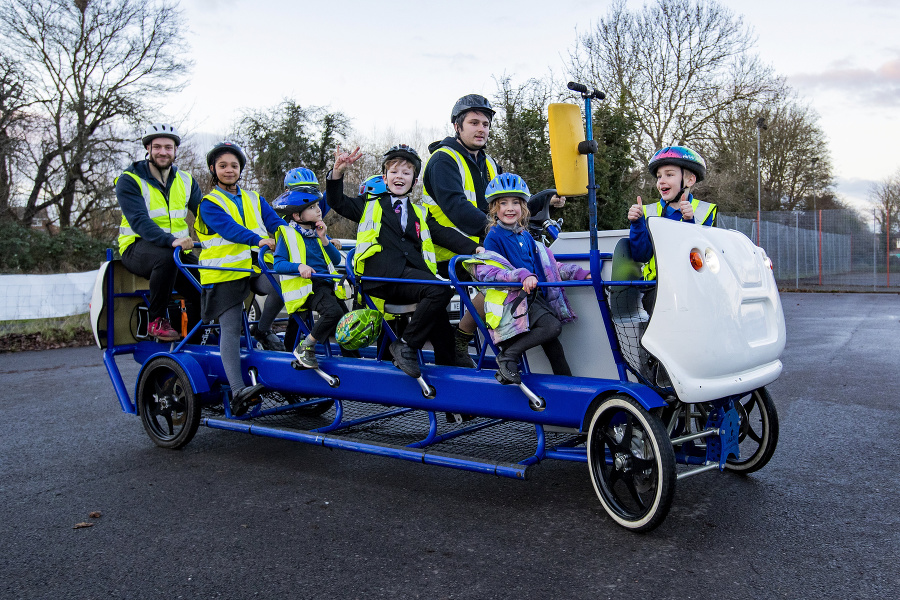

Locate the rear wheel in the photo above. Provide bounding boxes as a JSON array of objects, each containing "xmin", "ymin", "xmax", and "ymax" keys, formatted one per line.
[
  {"xmin": 724, "ymin": 387, "xmax": 779, "ymax": 474},
  {"xmin": 137, "ymin": 357, "xmax": 201, "ymax": 449},
  {"xmin": 587, "ymin": 394, "xmax": 676, "ymax": 532}
]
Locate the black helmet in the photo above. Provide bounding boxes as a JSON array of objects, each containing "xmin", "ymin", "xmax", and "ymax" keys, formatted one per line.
[
  {"xmin": 381, "ymin": 144, "xmax": 422, "ymax": 179},
  {"xmin": 451, "ymin": 94, "xmax": 495, "ymax": 124},
  {"xmin": 206, "ymin": 141, "xmax": 247, "ymax": 171}
]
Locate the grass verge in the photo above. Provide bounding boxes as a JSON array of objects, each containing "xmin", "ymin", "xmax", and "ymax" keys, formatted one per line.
[{"xmin": 0, "ymin": 313, "xmax": 94, "ymax": 353}]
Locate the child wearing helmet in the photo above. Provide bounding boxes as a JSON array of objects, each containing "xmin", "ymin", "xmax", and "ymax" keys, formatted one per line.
[
  {"xmin": 326, "ymin": 144, "xmax": 484, "ymax": 379},
  {"xmin": 194, "ymin": 141, "xmax": 286, "ymax": 416},
  {"xmin": 285, "ymin": 166, "xmax": 334, "ymax": 223},
  {"xmin": 464, "ymin": 174, "xmax": 591, "ymax": 386},
  {"xmin": 627, "ymin": 145, "xmax": 718, "ymax": 313},
  {"xmin": 271, "ymin": 179, "xmax": 355, "ymax": 368}
]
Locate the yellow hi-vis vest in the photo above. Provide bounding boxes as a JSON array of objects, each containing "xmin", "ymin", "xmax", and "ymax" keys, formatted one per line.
[
  {"xmin": 352, "ymin": 198, "xmax": 437, "ymax": 279},
  {"xmin": 116, "ymin": 170, "xmax": 192, "ymax": 253},
  {"xmin": 422, "ymin": 147, "xmax": 498, "ymax": 262},
  {"xmin": 462, "ymin": 256, "xmax": 512, "ymax": 330},
  {"xmin": 641, "ymin": 198, "xmax": 717, "ymax": 281},
  {"xmin": 275, "ymin": 224, "xmax": 348, "ymax": 313},
  {"xmin": 194, "ymin": 188, "xmax": 268, "ymax": 285}
]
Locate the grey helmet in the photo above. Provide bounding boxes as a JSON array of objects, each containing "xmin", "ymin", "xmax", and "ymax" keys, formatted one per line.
[
  {"xmin": 450, "ymin": 94, "xmax": 495, "ymax": 124},
  {"xmin": 141, "ymin": 123, "xmax": 181, "ymax": 147}
]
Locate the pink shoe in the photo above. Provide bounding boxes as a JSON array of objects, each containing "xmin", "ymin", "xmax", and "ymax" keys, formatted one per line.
[{"xmin": 148, "ymin": 317, "xmax": 181, "ymax": 342}]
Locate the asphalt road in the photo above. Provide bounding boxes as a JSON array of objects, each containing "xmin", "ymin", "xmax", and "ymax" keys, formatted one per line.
[{"xmin": 1, "ymin": 292, "xmax": 898, "ymax": 599}]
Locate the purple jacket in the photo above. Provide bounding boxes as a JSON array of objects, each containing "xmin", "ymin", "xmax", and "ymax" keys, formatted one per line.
[{"xmin": 464, "ymin": 248, "xmax": 590, "ymax": 344}]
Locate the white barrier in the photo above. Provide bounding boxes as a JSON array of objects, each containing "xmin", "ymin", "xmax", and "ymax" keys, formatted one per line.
[{"xmin": 0, "ymin": 270, "xmax": 99, "ymax": 320}]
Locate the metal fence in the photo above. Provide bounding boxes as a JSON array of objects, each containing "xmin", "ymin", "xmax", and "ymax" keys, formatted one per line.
[{"xmin": 719, "ymin": 209, "xmax": 899, "ymax": 291}]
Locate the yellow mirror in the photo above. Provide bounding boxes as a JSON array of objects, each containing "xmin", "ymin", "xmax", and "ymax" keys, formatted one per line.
[{"xmin": 548, "ymin": 103, "xmax": 588, "ymax": 196}]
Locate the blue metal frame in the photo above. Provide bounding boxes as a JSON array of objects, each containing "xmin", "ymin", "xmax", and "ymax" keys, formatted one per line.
[{"xmin": 96, "ymin": 91, "xmax": 757, "ymax": 488}]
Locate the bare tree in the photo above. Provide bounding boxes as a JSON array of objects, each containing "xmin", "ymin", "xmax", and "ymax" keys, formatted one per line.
[
  {"xmin": 569, "ymin": 0, "xmax": 777, "ymax": 163},
  {"xmin": 703, "ymin": 91, "xmax": 834, "ymax": 212},
  {"xmin": 0, "ymin": 0, "xmax": 189, "ymax": 230},
  {"xmin": 871, "ymin": 170, "xmax": 900, "ymax": 239},
  {"xmin": 0, "ymin": 52, "xmax": 35, "ymax": 218}
]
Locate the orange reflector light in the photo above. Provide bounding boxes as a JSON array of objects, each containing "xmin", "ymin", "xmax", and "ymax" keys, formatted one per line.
[
  {"xmin": 764, "ymin": 257, "xmax": 774, "ymax": 270},
  {"xmin": 690, "ymin": 250, "xmax": 704, "ymax": 271}
]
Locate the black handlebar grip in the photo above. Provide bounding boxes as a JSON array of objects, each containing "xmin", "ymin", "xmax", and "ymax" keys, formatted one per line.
[{"xmin": 567, "ymin": 81, "xmax": 589, "ymax": 94}]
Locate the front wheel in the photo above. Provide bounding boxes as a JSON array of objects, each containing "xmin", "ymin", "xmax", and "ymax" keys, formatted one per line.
[
  {"xmin": 724, "ymin": 387, "xmax": 779, "ymax": 474},
  {"xmin": 137, "ymin": 356, "xmax": 201, "ymax": 449},
  {"xmin": 587, "ymin": 394, "xmax": 677, "ymax": 532}
]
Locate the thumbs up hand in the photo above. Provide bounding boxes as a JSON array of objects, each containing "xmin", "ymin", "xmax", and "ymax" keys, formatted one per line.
[
  {"xmin": 679, "ymin": 191, "xmax": 694, "ymax": 221},
  {"xmin": 627, "ymin": 196, "xmax": 643, "ymax": 222}
]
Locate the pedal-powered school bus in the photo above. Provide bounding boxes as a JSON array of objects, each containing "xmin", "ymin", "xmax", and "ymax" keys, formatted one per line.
[{"xmin": 91, "ymin": 84, "xmax": 784, "ymax": 531}]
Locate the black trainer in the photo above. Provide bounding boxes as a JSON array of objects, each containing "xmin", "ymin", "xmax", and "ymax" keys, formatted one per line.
[
  {"xmin": 453, "ymin": 328, "xmax": 476, "ymax": 368},
  {"xmin": 390, "ymin": 339, "xmax": 421, "ymax": 378},
  {"xmin": 232, "ymin": 383, "xmax": 266, "ymax": 417},
  {"xmin": 494, "ymin": 351, "xmax": 521, "ymax": 385},
  {"xmin": 293, "ymin": 342, "xmax": 319, "ymax": 369},
  {"xmin": 251, "ymin": 327, "xmax": 285, "ymax": 351}
]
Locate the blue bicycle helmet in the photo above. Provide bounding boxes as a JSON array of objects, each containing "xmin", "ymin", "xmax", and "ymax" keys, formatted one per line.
[
  {"xmin": 486, "ymin": 173, "xmax": 531, "ymax": 205},
  {"xmin": 358, "ymin": 175, "xmax": 387, "ymax": 197},
  {"xmin": 284, "ymin": 167, "xmax": 319, "ymax": 190},
  {"xmin": 271, "ymin": 189, "xmax": 320, "ymax": 219},
  {"xmin": 648, "ymin": 146, "xmax": 707, "ymax": 182}
]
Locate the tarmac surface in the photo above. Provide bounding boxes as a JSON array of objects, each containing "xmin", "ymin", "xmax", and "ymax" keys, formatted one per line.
[{"xmin": 1, "ymin": 292, "xmax": 898, "ymax": 599}]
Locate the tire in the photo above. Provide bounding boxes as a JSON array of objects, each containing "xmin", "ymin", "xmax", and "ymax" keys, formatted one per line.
[
  {"xmin": 137, "ymin": 356, "xmax": 201, "ymax": 449},
  {"xmin": 248, "ymin": 298, "xmax": 261, "ymax": 324},
  {"xmin": 587, "ymin": 394, "xmax": 677, "ymax": 532},
  {"xmin": 724, "ymin": 387, "xmax": 779, "ymax": 474}
]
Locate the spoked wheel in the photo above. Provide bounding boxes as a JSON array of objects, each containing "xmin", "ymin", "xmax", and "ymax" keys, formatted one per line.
[
  {"xmin": 724, "ymin": 387, "xmax": 779, "ymax": 474},
  {"xmin": 587, "ymin": 394, "xmax": 676, "ymax": 532},
  {"xmin": 137, "ymin": 356, "xmax": 201, "ymax": 449}
]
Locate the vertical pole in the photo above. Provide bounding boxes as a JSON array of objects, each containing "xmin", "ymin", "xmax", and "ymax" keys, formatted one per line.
[
  {"xmin": 874, "ymin": 208, "xmax": 877, "ymax": 291},
  {"xmin": 887, "ymin": 207, "xmax": 891, "ymax": 287},
  {"xmin": 795, "ymin": 211, "xmax": 799, "ymax": 288},
  {"xmin": 817, "ymin": 209, "xmax": 823, "ymax": 286},
  {"xmin": 584, "ymin": 95, "xmax": 598, "ymax": 253},
  {"xmin": 756, "ymin": 128, "xmax": 761, "ymax": 246}
]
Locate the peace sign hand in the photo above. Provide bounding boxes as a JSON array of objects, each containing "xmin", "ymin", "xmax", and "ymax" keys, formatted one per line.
[{"xmin": 331, "ymin": 145, "xmax": 363, "ymax": 178}]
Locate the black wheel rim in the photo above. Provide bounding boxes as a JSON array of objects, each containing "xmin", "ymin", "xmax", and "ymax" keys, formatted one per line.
[
  {"xmin": 728, "ymin": 390, "xmax": 766, "ymax": 465},
  {"xmin": 590, "ymin": 408, "xmax": 659, "ymax": 521},
  {"xmin": 143, "ymin": 367, "xmax": 189, "ymax": 442}
]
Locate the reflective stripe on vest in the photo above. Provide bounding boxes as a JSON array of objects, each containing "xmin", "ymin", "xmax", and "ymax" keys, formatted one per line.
[
  {"xmin": 194, "ymin": 188, "xmax": 266, "ymax": 285},
  {"xmin": 641, "ymin": 198, "xmax": 717, "ymax": 280},
  {"xmin": 276, "ymin": 225, "xmax": 347, "ymax": 313},
  {"xmin": 353, "ymin": 199, "xmax": 437, "ymax": 283},
  {"xmin": 462, "ymin": 256, "xmax": 510, "ymax": 329},
  {"xmin": 117, "ymin": 169, "xmax": 192, "ymax": 253},
  {"xmin": 422, "ymin": 147, "xmax": 498, "ymax": 262}
]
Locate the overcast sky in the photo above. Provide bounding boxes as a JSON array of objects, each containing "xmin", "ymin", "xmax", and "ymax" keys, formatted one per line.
[{"xmin": 164, "ymin": 0, "xmax": 900, "ymax": 209}]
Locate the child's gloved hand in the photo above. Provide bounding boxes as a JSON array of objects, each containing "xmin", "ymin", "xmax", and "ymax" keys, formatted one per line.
[{"xmin": 627, "ymin": 196, "xmax": 643, "ymax": 222}]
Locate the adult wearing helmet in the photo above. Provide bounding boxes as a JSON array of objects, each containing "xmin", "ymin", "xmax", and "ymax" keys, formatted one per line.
[
  {"xmin": 421, "ymin": 95, "xmax": 503, "ymax": 367},
  {"xmin": 115, "ymin": 123, "xmax": 203, "ymax": 342},
  {"xmin": 194, "ymin": 141, "xmax": 287, "ymax": 415},
  {"xmin": 627, "ymin": 145, "xmax": 717, "ymax": 313}
]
